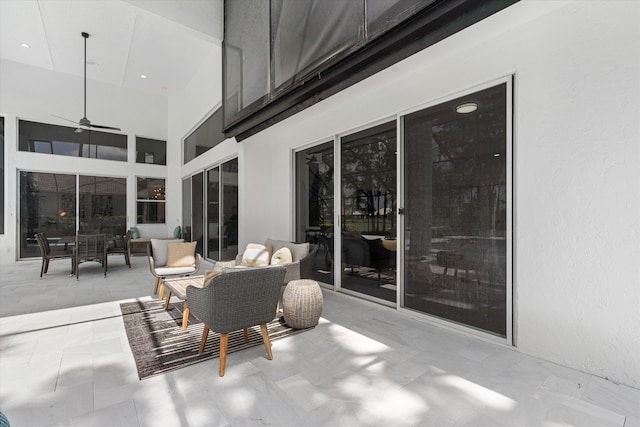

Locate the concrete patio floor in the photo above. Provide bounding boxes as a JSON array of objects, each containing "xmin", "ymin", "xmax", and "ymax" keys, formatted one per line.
[{"xmin": 1, "ymin": 256, "xmax": 638, "ymax": 426}]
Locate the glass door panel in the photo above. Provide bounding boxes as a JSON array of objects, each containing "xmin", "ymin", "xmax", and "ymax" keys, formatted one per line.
[
  {"xmin": 341, "ymin": 121, "xmax": 397, "ymax": 303},
  {"xmin": 191, "ymin": 172, "xmax": 204, "ymax": 256},
  {"xmin": 19, "ymin": 172, "xmax": 76, "ymax": 258},
  {"xmin": 79, "ymin": 175, "xmax": 126, "ymax": 237},
  {"xmin": 182, "ymin": 178, "xmax": 192, "ymax": 242},
  {"xmin": 402, "ymin": 83, "xmax": 508, "ymax": 337},
  {"xmin": 221, "ymin": 159, "xmax": 239, "ymax": 260},
  {"xmin": 295, "ymin": 141, "xmax": 335, "ymax": 285},
  {"xmin": 206, "ymin": 167, "xmax": 221, "ymax": 260}
]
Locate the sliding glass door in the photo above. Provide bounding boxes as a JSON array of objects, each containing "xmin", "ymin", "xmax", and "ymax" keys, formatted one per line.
[
  {"xmin": 206, "ymin": 159, "xmax": 239, "ymax": 261},
  {"xmin": 402, "ymin": 82, "xmax": 510, "ymax": 337},
  {"xmin": 295, "ymin": 141, "xmax": 335, "ymax": 285},
  {"xmin": 293, "ymin": 81, "xmax": 511, "ymax": 338},
  {"xmin": 19, "ymin": 172, "xmax": 126, "ymax": 259},
  {"xmin": 340, "ymin": 122, "xmax": 397, "ymax": 303},
  {"xmin": 184, "ymin": 158, "xmax": 238, "ymax": 262}
]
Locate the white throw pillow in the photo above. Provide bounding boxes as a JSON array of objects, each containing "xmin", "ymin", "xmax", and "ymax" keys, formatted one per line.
[
  {"xmin": 241, "ymin": 243, "xmax": 271, "ymax": 267},
  {"xmin": 270, "ymin": 247, "xmax": 293, "ymax": 266}
]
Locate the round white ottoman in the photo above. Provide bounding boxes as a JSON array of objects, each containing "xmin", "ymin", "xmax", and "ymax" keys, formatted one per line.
[{"xmin": 282, "ymin": 279, "xmax": 323, "ymax": 329}]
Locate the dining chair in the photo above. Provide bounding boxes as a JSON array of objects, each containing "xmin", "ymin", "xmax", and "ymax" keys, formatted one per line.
[
  {"xmin": 35, "ymin": 232, "xmax": 73, "ymax": 277},
  {"xmin": 107, "ymin": 230, "xmax": 132, "ymax": 268},
  {"xmin": 74, "ymin": 234, "xmax": 108, "ymax": 280}
]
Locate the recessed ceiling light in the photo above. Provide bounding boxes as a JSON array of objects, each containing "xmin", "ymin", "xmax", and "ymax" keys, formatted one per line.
[
  {"xmin": 456, "ymin": 102, "xmax": 478, "ymax": 114},
  {"xmin": 20, "ymin": 43, "xmax": 30, "ymax": 48},
  {"xmin": 140, "ymin": 74, "xmax": 148, "ymax": 79}
]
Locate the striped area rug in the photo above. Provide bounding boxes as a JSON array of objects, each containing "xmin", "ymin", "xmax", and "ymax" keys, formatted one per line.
[{"xmin": 120, "ymin": 300, "xmax": 304, "ymax": 379}]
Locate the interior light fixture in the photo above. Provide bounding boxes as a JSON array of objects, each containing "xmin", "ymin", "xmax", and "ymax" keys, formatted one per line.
[
  {"xmin": 456, "ymin": 102, "xmax": 478, "ymax": 114},
  {"xmin": 140, "ymin": 74, "xmax": 148, "ymax": 79},
  {"xmin": 20, "ymin": 43, "xmax": 30, "ymax": 48},
  {"xmin": 493, "ymin": 153, "xmax": 501, "ymax": 157}
]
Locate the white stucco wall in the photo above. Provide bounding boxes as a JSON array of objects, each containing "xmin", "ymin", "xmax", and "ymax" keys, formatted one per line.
[
  {"xmin": 166, "ymin": 42, "xmax": 239, "ymax": 239},
  {"xmin": 237, "ymin": 0, "xmax": 640, "ymax": 387},
  {"xmin": 0, "ymin": 58, "xmax": 169, "ymax": 263}
]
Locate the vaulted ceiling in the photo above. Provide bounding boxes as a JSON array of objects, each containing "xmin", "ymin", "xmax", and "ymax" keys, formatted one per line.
[{"xmin": 0, "ymin": 0, "xmax": 223, "ymax": 96}]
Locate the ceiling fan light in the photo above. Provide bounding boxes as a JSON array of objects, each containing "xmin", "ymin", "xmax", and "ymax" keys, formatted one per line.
[{"xmin": 456, "ymin": 102, "xmax": 478, "ymax": 114}]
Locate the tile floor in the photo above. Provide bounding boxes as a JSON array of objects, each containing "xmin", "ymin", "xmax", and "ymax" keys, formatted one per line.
[{"xmin": 1, "ymin": 257, "xmax": 639, "ymax": 426}]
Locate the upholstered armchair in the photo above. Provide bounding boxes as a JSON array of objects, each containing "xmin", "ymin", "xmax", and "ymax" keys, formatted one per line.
[
  {"xmin": 186, "ymin": 266, "xmax": 287, "ymax": 377},
  {"xmin": 147, "ymin": 238, "xmax": 201, "ymax": 299}
]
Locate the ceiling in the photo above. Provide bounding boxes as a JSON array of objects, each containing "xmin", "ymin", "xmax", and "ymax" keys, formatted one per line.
[{"xmin": 0, "ymin": 0, "xmax": 223, "ymax": 96}]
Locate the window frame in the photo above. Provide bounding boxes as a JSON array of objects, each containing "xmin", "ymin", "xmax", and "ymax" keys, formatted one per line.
[
  {"xmin": 135, "ymin": 176, "xmax": 166, "ymax": 225},
  {"xmin": 135, "ymin": 136, "xmax": 167, "ymax": 165}
]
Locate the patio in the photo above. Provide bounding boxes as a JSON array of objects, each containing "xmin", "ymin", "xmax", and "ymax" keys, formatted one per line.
[{"xmin": 0, "ymin": 258, "xmax": 638, "ymax": 426}]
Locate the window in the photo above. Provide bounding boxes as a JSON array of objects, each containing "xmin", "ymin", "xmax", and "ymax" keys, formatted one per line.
[
  {"xmin": 136, "ymin": 137, "xmax": 166, "ymax": 165},
  {"xmin": 184, "ymin": 108, "xmax": 226, "ymax": 164},
  {"xmin": 224, "ymin": 0, "xmax": 270, "ymax": 126},
  {"xmin": 223, "ymin": 0, "xmax": 515, "ymax": 139},
  {"xmin": 19, "ymin": 120, "xmax": 127, "ymax": 161},
  {"xmin": 79, "ymin": 175, "xmax": 126, "ymax": 235},
  {"xmin": 0, "ymin": 116, "xmax": 4, "ymax": 234},
  {"xmin": 136, "ymin": 177, "xmax": 165, "ymax": 224}
]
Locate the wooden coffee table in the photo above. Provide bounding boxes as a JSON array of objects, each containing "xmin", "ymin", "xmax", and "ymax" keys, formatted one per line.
[{"xmin": 162, "ymin": 275, "xmax": 205, "ymax": 330}]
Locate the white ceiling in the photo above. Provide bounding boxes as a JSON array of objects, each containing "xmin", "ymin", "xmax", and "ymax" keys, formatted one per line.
[{"xmin": 0, "ymin": 0, "xmax": 223, "ymax": 96}]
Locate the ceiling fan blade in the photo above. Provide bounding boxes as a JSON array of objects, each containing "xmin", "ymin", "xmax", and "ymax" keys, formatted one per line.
[
  {"xmin": 52, "ymin": 33, "xmax": 122, "ymax": 134},
  {"xmin": 52, "ymin": 114, "xmax": 80, "ymax": 125},
  {"xmin": 89, "ymin": 124, "xmax": 121, "ymax": 131}
]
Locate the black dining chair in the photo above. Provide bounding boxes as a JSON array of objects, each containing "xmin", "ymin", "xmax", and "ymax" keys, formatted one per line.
[
  {"xmin": 35, "ymin": 232, "xmax": 73, "ymax": 277},
  {"xmin": 74, "ymin": 234, "xmax": 108, "ymax": 280}
]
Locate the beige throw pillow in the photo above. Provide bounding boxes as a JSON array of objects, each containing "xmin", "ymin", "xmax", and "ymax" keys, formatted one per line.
[
  {"xmin": 270, "ymin": 247, "xmax": 293, "ymax": 266},
  {"xmin": 165, "ymin": 242, "xmax": 197, "ymax": 267},
  {"xmin": 241, "ymin": 243, "xmax": 271, "ymax": 266},
  {"xmin": 204, "ymin": 269, "xmax": 222, "ymax": 286}
]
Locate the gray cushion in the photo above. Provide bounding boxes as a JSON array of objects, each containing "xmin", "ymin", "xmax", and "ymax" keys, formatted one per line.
[
  {"xmin": 264, "ymin": 238, "xmax": 286, "ymax": 253},
  {"xmin": 284, "ymin": 242, "xmax": 309, "ymax": 262},
  {"xmin": 264, "ymin": 238, "xmax": 309, "ymax": 262},
  {"xmin": 151, "ymin": 238, "xmax": 184, "ymax": 267}
]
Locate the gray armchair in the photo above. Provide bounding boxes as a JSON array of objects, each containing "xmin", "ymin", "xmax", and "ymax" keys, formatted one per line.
[
  {"xmin": 187, "ymin": 266, "xmax": 287, "ymax": 377},
  {"xmin": 147, "ymin": 238, "xmax": 201, "ymax": 298}
]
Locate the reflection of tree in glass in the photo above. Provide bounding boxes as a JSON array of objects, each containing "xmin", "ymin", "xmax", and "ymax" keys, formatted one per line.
[
  {"xmin": 431, "ymin": 109, "xmax": 506, "ymax": 237},
  {"xmin": 342, "ymin": 127, "xmax": 396, "ymax": 234}
]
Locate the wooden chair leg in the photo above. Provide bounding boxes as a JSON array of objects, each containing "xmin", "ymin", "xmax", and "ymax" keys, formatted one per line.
[
  {"xmin": 40, "ymin": 259, "xmax": 46, "ymax": 277},
  {"xmin": 181, "ymin": 302, "xmax": 189, "ymax": 331},
  {"xmin": 163, "ymin": 290, "xmax": 172, "ymax": 310},
  {"xmin": 243, "ymin": 328, "xmax": 249, "ymax": 342},
  {"xmin": 158, "ymin": 283, "xmax": 165, "ymax": 300},
  {"xmin": 199, "ymin": 325, "xmax": 209, "ymax": 354},
  {"xmin": 153, "ymin": 277, "xmax": 160, "ymax": 294},
  {"xmin": 260, "ymin": 324, "xmax": 273, "ymax": 360},
  {"xmin": 219, "ymin": 333, "xmax": 228, "ymax": 377}
]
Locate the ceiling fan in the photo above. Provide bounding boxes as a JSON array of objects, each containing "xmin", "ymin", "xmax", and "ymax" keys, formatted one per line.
[{"xmin": 55, "ymin": 32, "xmax": 121, "ymax": 133}]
